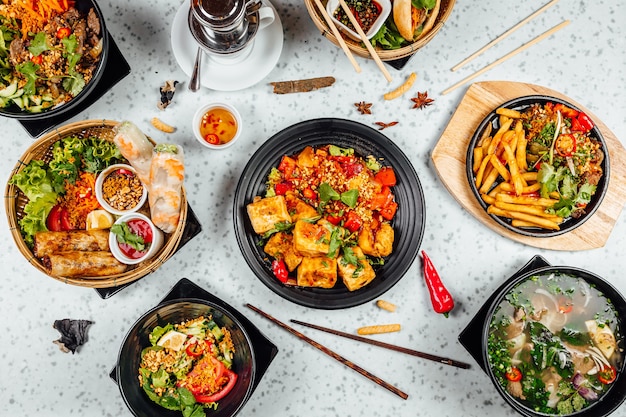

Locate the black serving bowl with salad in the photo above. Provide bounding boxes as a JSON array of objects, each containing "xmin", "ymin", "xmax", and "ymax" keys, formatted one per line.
[
  {"xmin": 116, "ymin": 298, "xmax": 256, "ymax": 417},
  {"xmin": 466, "ymin": 95, "xmax": 610, "ymax": 238},
  {"xmin": 0, "ymin": 0, "xmax": 109, "ymax": 120},
  {"xmin": 481, "ymin": 265, "xmax": 626, "ymax": 417}
]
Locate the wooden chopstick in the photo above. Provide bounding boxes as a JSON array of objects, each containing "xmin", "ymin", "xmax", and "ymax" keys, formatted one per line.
[
  {"xmin": 337, "ymin": 0, "xmax": 392, "ymax": 83},
  {"xmin": 451, "ymin": 0, "xmax": 560, "ymax": 71},
  {"xmin": 312, "ymin": 0, "xmax": 362, "ymax": 73},
  {"xmin": 245, "ymin": 304, "xmax": 408, "ymax": 399},
  {"xmin": 442, "ymin": 20, "xmax": 570, "ymax": 95},
  {"xmin": 291, "ymin": 319, "xmax": 471, "ymax": 369}
]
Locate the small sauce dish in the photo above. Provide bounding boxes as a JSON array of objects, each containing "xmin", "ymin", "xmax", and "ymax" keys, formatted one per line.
[
  {"xmin": 326, "ymin": 0, "xmax": 391, "ymax": 41},
  {"xmin": 193, "ymin": 102, "xmax": 242, "ymax": 149},
  {"xmin": 109, "ymin": 213, "xmax": 164, "ymax": 265},
  {"xmin": 95, "ymin": 164, "xmax": 148, "ymax": 216}
]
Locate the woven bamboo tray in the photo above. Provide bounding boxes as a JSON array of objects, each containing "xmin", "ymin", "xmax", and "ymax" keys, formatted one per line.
[
  {"xmin": 5, "ymin": 119, "xmax": 188, "ymax": 288},
  {"xmin": 304, "ymin": 0, "xmax": 456, "ymax": 61}
]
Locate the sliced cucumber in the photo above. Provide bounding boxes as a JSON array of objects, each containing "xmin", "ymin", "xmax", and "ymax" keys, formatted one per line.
[{"xmin": 0, "ymin": 81, "xmax": 18, "ymax": 98}]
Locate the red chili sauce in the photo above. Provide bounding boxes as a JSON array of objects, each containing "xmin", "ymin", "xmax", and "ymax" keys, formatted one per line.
[
  {"xmin": 333, "ymin": 0, "xmax": 382, "ymax": 34},
  {"xmin": 118, "ymin": 218, "xmax": 153, "ymax": 259}
]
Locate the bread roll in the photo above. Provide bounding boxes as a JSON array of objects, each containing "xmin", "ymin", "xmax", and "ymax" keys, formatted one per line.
[{"xmin": 393, "ymin": 0, "xmax": 441, "ymax": 42}]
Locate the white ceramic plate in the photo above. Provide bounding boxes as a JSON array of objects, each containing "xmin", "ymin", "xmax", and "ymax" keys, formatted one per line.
[{"xmin": 170, "ymin": 0, "xmax": 284, "ymax": 92}]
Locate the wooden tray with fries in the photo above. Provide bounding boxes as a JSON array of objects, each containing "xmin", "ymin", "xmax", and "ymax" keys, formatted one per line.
[{"xmin": 431, "ymin": 81, "xmax": 626, "ymax": 251}]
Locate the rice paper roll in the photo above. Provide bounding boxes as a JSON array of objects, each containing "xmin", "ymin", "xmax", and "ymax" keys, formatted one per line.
[
  {"xmin": 149, "ymin": 144, "xmax": 185, "ymax": 233},
  {"xmin": 113, "ymin": 121, "xmax": 153, "ymax": 185},
  {"xmin": 42, "ymin": 251, "xmax": 128, "ymax": 277},
  {"xmin": 33, "ymin": 229, "xmax": 110, "ymax": 258}
]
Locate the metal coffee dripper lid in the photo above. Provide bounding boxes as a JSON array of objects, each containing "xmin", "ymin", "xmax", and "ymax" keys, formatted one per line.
[{"xmin": 191, "ymin": 0, "xmax": 251, "ymax": 50}]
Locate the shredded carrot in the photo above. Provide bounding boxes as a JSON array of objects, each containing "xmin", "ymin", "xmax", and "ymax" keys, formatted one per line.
[
  {"xmin": 5, "ymin": 0, "xmax": 71, "ymax": 38},
  {"xmin": 61, "ymin": 172, "xmax": 100, "ymax": 229}
]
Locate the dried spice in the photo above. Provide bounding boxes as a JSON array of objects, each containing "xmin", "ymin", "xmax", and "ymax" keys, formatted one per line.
[
  {"xmin": 355, "ymin": 101, "xmax": 373, "ymax": 115},
  {"xmin": 270, "ymin": 76, "xmax": 335, "ymax": 94},
  {"xmin": 411, "ymin": 91, "xmax": 434, "ymax": 110},
  {"xmin": 374, "ymin": 121, "xmax": 399, "ymax": 130}
]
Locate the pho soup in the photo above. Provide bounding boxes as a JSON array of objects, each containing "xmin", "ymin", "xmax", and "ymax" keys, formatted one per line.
[{"xmin": 487, "ymin": 272, "xmax": 623, "ymax": 415}]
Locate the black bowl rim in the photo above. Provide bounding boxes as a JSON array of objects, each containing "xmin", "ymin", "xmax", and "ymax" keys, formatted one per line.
[
  {"xmin": 465, "ymin": 94, "xmax": 611, "ymax": 238},
  {"xmin": 0, "ymin": 0, "xmax": 110, "ymax": 120},
  {"xmin": 116, "ymin": 297, "xmax": 257, "ymax": 417},
  {"xmin": 233, "ymin": 117, "xmax": 426, "ymax": 309},
  {"xmin": 481, "ymin": 265, "xmax": 626, "ymax": 417}
]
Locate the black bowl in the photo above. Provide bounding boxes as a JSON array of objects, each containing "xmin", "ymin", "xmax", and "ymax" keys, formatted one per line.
[
  {"xmin": 116, "ymin": 298, "xmax": 256, "ymax": 417},
  {"xmin": 465, "ymin": 95, "xmax": 610, "ymax": 238},
  {"xmin": 233, "ymin": 118, "xmax": 425, "ymax": 309},
  {"xmin": 476, "ymin": 265, "xmax": 626, "ymax": 417},
  {"xmin": 0, "ymin": 0, "xmax": 109, "ymax": 120}
]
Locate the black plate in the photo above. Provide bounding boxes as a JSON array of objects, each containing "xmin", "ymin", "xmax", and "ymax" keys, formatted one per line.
[
  {"xmin": 0, "ymin": 0, "xmax": 110, "ymax": 121},
  {"xmin": 233, "ymin": 118, "xmax": 425, "ymax": 309},
  {"xmin": 459, "ymin": 257, "xmax": 626, "ymax": 417},
  {"xmin": 466, "ymin": 95, "xmax": 610, "ymax": 238}
]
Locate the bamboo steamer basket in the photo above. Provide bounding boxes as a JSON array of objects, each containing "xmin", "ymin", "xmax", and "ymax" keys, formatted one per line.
[
  {"xmin": 305, "ymin": 0, "xmax": 456, "ymax": 61},
  {"xmin": 5, "ymin": 119, "xmax": 187, "ymax": 288}
]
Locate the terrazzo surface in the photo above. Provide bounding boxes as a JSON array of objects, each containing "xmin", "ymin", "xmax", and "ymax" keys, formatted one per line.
[{"xmin": 1, "ymin": 1, "xmax": 625, "ymax": 416}]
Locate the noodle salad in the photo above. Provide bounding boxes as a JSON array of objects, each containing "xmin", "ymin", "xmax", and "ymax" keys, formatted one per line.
[{"xmin": 138, "ymin": 316, "xmax": 238, "ymax": 417}]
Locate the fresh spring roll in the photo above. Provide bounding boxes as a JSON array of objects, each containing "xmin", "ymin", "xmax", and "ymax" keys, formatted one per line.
[
  {"xmin": 42, "ymin": 251, "xmax": 128, "ymax": 277},
  {"xmin": 149, "ymin": 144, "xmax": 185, "ymax": 233},
  {"xmin": 33, "ymin": 229, "xmax": 110, "ymax": 258},
  {"xmin": 112, "ymin": 121, "xmax": 153, "ymax": 185}
]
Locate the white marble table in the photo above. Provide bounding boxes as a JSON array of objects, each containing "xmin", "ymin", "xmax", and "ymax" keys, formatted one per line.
[{"xmin": 1, "ymin": 1, "xmax": 625, "ymax": 416}]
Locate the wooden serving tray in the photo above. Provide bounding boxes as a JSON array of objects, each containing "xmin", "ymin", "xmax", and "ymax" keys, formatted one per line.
[{"xmin": 431, "ymin": 81, "xmax": 626, "ymax": 251}]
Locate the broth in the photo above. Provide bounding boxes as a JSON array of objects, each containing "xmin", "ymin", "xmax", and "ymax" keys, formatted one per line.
[{"xmin": 487, "ymin": 272, "xmax": 623, "ymax": 415}]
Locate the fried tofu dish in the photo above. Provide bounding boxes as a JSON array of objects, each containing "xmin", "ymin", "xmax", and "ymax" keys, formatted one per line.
[{"xmin": 246, "ymin": 145, "xmax": 398, "ymax": 292}]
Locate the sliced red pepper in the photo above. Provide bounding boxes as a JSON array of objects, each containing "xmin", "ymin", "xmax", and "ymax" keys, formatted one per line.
[
  {"xmin": 278, "ymin": 155, "xmax": 297, "ymax": 179},
  {"xmin": 598, "ymin": 365, "xmax": 617, "ymax": 384},
  {"xmin": 194, "ymin": 369, "xmax": 238, "ymax": 403},
  {"xmin": 271, "ymin": 259, "xmax": 289, "ymax": 283},
  {"xmin": 326, "ymin": 214, "xmax": 342, "ymax": 225},
  {"xmin": 421, "ymin": 251, "xmax": 455, "ymax": 317},
  {"xmin": 56, "ymin": 27, "xmax": 72, "ymax": 39},
  {"xmin": 555, "ymin": 133, "xmax": 577, "ymax": 157},
  {"xmin": 204, "ymin": 133, "xmax": 220, "ymax": 145},
  {"xmin": 576, "ymin": 112, "xmax": 594, "ymax": 132},
  {"xmin": 343, "ymin": 211, "xmax": 362, "ymax": 233},
  {"xmin": 31, "ymin": 55, "xmax": 43, "ymax": 65},
  {"xmin": 557, "ymin": 296, "xmax": 573, "ymax": 313},
  {"xmin": 379, "ymin": 201, "xmax": 397, "ymax": 220},
  {"xmin": 274, "ymin": 181, "xmax": 293, "ymax": 196},
  {"xmin": 186, "ymin": 340, "xmax": 212, "ymax": 357},
  {"xmin": 505, "ymin": 367, "xmax": 523, "ymax": 382},
  {"xmin": 302, "ymin": 187, "xmax": 317, "ymax": 200},
  {"xmin": 374, "ymin": 167, "xmax": 397, "ymax": 186},
  {"xmin": 554, "ymin": 103, "xmax": 578, "ymax": 118},
  {"xmin": 370, "ymin": 186, "xmax": 393, "ymax": 210}
]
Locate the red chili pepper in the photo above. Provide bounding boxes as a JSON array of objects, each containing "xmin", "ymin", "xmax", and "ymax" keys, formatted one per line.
[
  {"xmin": 31, "ymin": 55, "xmax": 43, "ymax": 65},
  {"xmin": 555, "ymin": 133, "xmax": 577, "ymax": 157},
  {"xmin": 576, "ymin": 112, "xmax": 594, "ymax": 132},
  {"xmin": 302, "ymin": 187, "xmax": 317, "ymax": 200},
  {"xmin": 554, "ymin": 103, "xmax": 578, "ymax": 118},
  {"xmin": 271, "ymin": 259, "xmax": 289, "ymax": 283},
  {"xmin": 326, "ymin": 214, "xmax": 342, "ymax": 225},
  {"xmin": 204, "ymin": 133, "xmax": 219, "ymax": 145},
  {"xmin": 185, "ymin": 340, "xmax": 211, "ymax": 357},
  {"xmin": 274, "ymin": 181, "xmax": 293, "ymax": 196},
  {"xmin": 56, "ymin": 27, "xmax": 71, "ymax": 39},
  {"xmin": 598, "ymin": 365, "xmax": 617, "ymax": 384},
  {"xmin": 421, "ymin": 251, "xmax": 455, "ymax": 317},
  {"xmin": 505, "ymin": 367, "xmax": 523, "ymax": 382},
  {"xmin": 343, "ymin": 211, "xmax": 362, "ymax": 233}
]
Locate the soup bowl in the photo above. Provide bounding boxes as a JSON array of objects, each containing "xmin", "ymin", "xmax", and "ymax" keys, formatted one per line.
[{"xmin": 479, "ymin": 265, "xmax": 626, "ymax": 417}]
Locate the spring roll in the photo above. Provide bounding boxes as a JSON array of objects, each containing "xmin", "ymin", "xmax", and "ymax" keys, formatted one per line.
[
  {"xmin": 149, "ymin": 143, "xmax": 185, "ymax": 233},
  {"xmin": 33, "ymin": 229, "xmax": 110, "ymax": 258},
  {"xmin": 113, "ymin": 121, "xmax": 153, "ymax": 185},
  {"xmin": 42, "ymin": 251, "xmax": 128, "ymax": 277}
]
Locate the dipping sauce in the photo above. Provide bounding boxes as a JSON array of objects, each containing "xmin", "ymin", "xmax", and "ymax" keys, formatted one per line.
[
  {"xmin": 102, "ymin": 168, "xmax": 144, "ymax": 212},
  {"xmin": 333, "ymin": 0, "xmax": 382, "ymax": 34},
  {"xmin": 199, "ymin": 107, "xmax": 238, "ymax": 145},
  {"xmin": 116, "ymin": 218, "xmax": 154, "ymax": 260}
]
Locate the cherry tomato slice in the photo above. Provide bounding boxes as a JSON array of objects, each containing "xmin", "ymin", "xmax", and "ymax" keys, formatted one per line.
[
  {"xmin": 194, "ymin": 369, "xmax": 238, "ymax": 403},
  {"xmin": 505, "ymin": 367, "xmax": 522, "ymax": 382}
]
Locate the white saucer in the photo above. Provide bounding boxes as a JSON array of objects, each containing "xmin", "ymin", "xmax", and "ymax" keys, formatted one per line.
[{"xmin": 171, "ymin": 0, "xmax": 283, "ymax": 92}]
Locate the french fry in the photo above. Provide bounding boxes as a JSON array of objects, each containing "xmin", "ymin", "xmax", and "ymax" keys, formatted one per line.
[
  {"xmin": 487, "ymin": 206, "xmax": 560, "ymax": 230},
  {"xmin": 496, "ymin": 107, "xmax": 522, "ymax": 119},
  {"xmin": 376, "ymin": 299, "xmax": 397, "ymax": 312},
  {"xmin": 493, "ymin": 201, "xmax": 563, "ymax": 220},
  {"xmin": 357, "ymin": 324, "xmax": 401, "ymax": 335},
  {"xmin": 475, "ymin": 154, "xmax": 492, "ymax": 188},
  {"xmin": 479, "ymin": 164, "xmax": 500, "ymax": 194},
  {"xmin": 495, "ymin": 193, "xmax": 558, "ymax": 207},
  {"xmin": 481, "ymin": 193, "xmax": 496, "ymax": 205},
  {"xmin": 151, "ymin": 117, "xmax": 175, "ymax": 133},
  {"xmin": 521, "ymin": 171, "xmax": 538, "ymax": 182},
  {"xmin": 516, "ymin": 133, "xmax": 528, "ymax": 172},
  {"xmin": 498, "ymin": 182, "xmax": 541, "ymax": 194},
  {"xmin": 489, "ymin": 154, "xmax": 510, "ymax": 181},
  {"xmin": 383, "ymin": 72, "xmax": 417, "ymax": 100},
  {"xmin": 477, "ymin": 123, "xmax": 493, "ymax": 148},
  {"xmin": 503, "ymin": 142, "xmax": 524, "ymax": 195},
  {"xmin": 473, "ymin": 147, "xmax": 484, "ymax": 173}
]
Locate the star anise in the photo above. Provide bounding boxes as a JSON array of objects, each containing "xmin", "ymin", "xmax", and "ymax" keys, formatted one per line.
[
  {"xmin": 411, "ymin": 91, "xmax": 434, "ymax": 110},
  {"xmin": 374, "ymin": 121, "xmax": 399, "ymax": 130},
  {"xmin": 355, "ymin": 101, "xmax": 373, "ymax": 115}
]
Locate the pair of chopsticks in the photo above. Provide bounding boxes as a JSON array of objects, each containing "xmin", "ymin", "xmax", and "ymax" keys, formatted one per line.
[
  {"xmin": 443, "ymin": 0, "xmax": 568, "ymax": 95},
  {"xmin": 246, "ymin": 304, "xmax": 471, "ymax": 400},
  {"xmin": 312, "ymin": 0, "xmax": 392, "ymax": 83}
]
